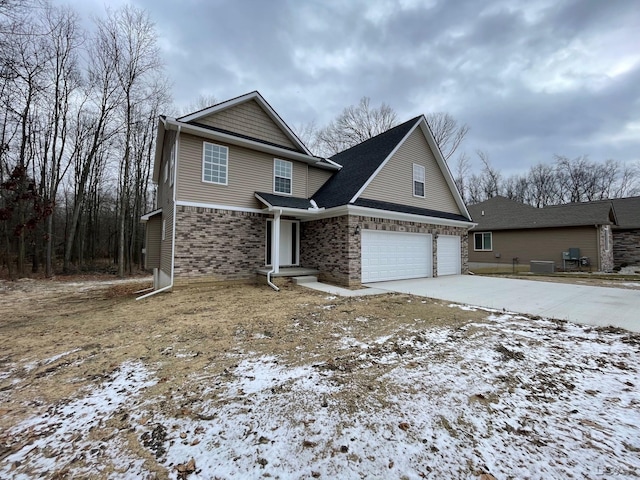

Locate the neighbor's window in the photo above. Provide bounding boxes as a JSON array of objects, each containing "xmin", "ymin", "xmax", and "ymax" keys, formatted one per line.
[
  {"xmin": 202, "ymin": 142, "xmax": 228, "ymax": 185},
  {"xmin": 474, "ymin": 232, "xmax": 492, "ymax": 251},
  {"xmin": 413, "ymin": 163, "xmax": 425, "ymax": 197},
  {"xmin": 274, "ymin": 159, "xmax": 292, "ymax": 195}
]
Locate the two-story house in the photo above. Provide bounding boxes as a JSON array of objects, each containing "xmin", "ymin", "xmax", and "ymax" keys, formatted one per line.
[{"xmin": 142, "ymin": 91, "xmax": 474, "ymax": 293}]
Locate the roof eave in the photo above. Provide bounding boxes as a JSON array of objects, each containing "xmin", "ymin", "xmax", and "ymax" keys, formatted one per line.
[{"xmin": 164, "ymin": 118, "xmax": 339, "ymax": 169}]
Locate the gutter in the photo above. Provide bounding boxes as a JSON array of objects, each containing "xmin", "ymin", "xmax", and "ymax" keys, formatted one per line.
[{"xmin": 137, "ymin": 124, "xmax": 182, "ymax": 300}]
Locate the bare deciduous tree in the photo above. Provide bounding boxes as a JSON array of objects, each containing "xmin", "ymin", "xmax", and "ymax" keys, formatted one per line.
[
  {"xmin": 315, "ymin": 97, "xmax": 397, "ymax": 156},
  {"xmin": 426, "ymin": 112, "xmax": 469, "ymax": 161}
]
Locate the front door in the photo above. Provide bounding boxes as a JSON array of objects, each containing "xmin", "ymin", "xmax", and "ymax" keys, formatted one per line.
[{"xmin": 266, "ymin": 220, "xmax": 299, "ymax": 266}]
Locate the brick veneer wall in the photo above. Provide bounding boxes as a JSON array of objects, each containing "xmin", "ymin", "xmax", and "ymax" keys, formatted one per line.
[
  {"xmin": 174, "ymin": 206, "xmax": 265, "ymax": 280},
  {"xmin": 301, "ymin": 214, "xmax": 469, "ymax": 286},
  {"xmin": 300, "ymin": 215, "xmax": 357, "ymax": 286},
  {"xmin": 614, "ymin": 229, "xmax": 640, "ymax": 266}
]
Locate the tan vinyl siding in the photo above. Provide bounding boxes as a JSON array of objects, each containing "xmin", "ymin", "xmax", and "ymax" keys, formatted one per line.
[
  {"xmin": 157, "ymin": 130, "xmax": 176, "ymax": 208},
  {"xmin": 196, "ymin": 100, "xmax": 298, "ymax": 150},
  {"xmin": 145, "ymin": 215, "xmax": 161, "ymax": 269},
  {"xmin": 468, "ymin": 226, "xmax": 600, "ymax": 269},
  {"xmin": 177, "ymin": 134, "xmax": 307, "ymax": 208},
  {"xmin": 308, "ymin": 166, "xmax": 333, "ymax": 197},
  {"xmin": 160, "ymin": 203, "xmax": 174, "ymax": 277},
  {"xmin": 362, "ymin": 128, "xmax": 460, "ymax": 215}
]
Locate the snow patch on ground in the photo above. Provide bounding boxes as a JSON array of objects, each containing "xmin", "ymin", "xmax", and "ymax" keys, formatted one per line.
[
  {"xmin": 1, "ymin": 361, "xmax": 156, "ymax": 479},
  {"xmin": 2, "ymin": 315, "xmax": 639, "ymax": 479}
]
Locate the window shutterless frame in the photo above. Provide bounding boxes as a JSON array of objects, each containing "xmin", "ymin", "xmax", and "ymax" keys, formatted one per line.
[
  {"xmin": 202, "ymin": 142, "xmax": 229, "ymax": 185},
  {"xmin": 273, "ymin": 158, "xmax": 292, "ymax": 195},
  {"xmin": 413, "ymin": 163, "xmax": 425, "ymax": 197},
  {"xmin": 474, "ymin": 232, "xmax": 492, "ymax": 251}
]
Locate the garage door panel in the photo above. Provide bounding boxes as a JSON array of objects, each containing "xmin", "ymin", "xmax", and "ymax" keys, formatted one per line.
[
  {"xmin": 361, "ymin": 230, "xmax": 432, "ymax": 283},
  {"xmin": 437, "ymin": 235, "xmax": 461, "ymax": 276}
]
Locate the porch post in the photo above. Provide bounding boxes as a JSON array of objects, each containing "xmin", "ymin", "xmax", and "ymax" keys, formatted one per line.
[{"xmin": 272, "ymin": 210, "xmax": 281, "ymax": 274}]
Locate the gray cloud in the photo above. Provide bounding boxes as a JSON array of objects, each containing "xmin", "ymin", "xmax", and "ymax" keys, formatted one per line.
[{"xmin": 59, "ymin": 0, "xmax": 640, "ymax": 174}]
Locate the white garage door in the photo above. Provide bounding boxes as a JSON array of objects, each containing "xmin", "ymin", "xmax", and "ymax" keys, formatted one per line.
[
  {"xmin": 361, "ymin": 230, "xmax": 432, "ymax": 283},
  {"xmin": 437, "ymin": 235, "xmax": 461, "ymax": 276}
]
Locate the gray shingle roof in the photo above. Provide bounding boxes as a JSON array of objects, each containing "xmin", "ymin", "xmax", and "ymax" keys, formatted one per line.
[
  {"xmin": 556, "ymin": 196, "xmax": 640, "ymax": 229},
  {"xmin": 255, "ymin": 192, "xmax": 313, "ymax": 210},
  {"xmin": 355, "ymin": 198, "xmax": 470, "ymax": 222},
  {"xmin": 312, "ymin": 117, "xmax": 421, "ymax": 208},
  {"xmin": 469, "ymin": 196, "xmax": 617, "ymax": 231}
]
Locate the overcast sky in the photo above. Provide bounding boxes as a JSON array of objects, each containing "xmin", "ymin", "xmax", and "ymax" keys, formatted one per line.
[{"xmin": 56, "ymin": 0, "xmax": 639, "ymax": 175}]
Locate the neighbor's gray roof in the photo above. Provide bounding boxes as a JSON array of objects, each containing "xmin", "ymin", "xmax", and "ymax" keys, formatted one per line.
[
  {"xmin": 468, "ymin": 196, "xmax": 617, "ymax": 231},
  {"xmin": 556, "ymin": 196, "xmax": 640, "ymax": 229}
]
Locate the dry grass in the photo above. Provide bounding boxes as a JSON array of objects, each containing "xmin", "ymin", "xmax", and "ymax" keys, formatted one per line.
[{"xmin": 0, "ymin": 278, "xmax": 486, "ymax": 434}]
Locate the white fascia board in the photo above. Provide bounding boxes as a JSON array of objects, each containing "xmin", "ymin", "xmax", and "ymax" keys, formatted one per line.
[
  {"xmin": 176, "ymin": 200, "xmax": 265, "ymax": 214},
  {"xmin": 140, "ymin": 208, "xmax": 162, "ymax": 222},
  {"xmin": 301, "ymin": 204, "xmax": 475, "ymax": 228},
  {"xmin": 164, "ymin": 119, "xmax": 338, "ymax": 170},
  {"xmin": 348, "ymin": 119, "xmax": 421, "ymax": 204},
  {"xmin": 177, "ymin": 91, "xmax": 313, "ymax": 156},
  {"xmin": 417, "ymin": 118, "xmax": 473, "ymax": 220},
  {"xmin": 152, "ymin": 118, "xmax": 167, "ymax": 183}
]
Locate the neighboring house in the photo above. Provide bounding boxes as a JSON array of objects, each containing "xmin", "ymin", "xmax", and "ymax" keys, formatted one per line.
[
  {"xmin": 570, "ymin": 196, "xmax": 640, "ymax": 267},
  {"xmin": 142, "ymin": 91, "xmax": 474, "ymax": 292},
  {"xmin": 467, "ymin": 195, "xmax": 636, "ymax": 272}
]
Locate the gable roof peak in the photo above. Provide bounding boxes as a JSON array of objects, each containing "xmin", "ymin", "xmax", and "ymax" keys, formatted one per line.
[{"xmin": 175, "ymin": 91, "xmax": 311, "ymax": 156}]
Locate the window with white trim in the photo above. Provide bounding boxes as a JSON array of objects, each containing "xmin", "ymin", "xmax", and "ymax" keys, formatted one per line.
[
  {"xmin": 474, "ymin": 232, "xmax": 492, "ymax": 251},
  {"xmin": 169, "ymin": 142, "xmax": 175, "ymax": 186},
  {"xmin": 413, "ymin": 163, "xmax": 425, "ymax": 197},
  {"xmin": 202, "ymin": 142, "xmax": 228, "ymax": 185},
  {"xmin": 274, "ymin": 159, "xmax": 292, "ymax": 195}
]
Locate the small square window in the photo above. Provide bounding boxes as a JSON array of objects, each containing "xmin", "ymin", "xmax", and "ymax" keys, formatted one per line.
[
  {"xmin": 274, "ymin": 159, "xmax": 292, "ymax": 195},
  {"xmin": 413, "ymin": 164, "xmax": 425, "ymax": 197},
  {"xmin": 474, "ymin": 232, "xmax": 492, "ymax": 251},
  {"xmin": 203, "ymin": 142, "xmax": 228, "ymax": 185}
]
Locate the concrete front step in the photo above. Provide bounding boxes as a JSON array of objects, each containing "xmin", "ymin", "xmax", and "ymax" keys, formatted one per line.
[{"xmin": 292, "ymin": 276, "xmax": 318, "ymax": 284}]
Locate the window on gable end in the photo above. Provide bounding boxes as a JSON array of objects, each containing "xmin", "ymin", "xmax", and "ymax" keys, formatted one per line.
[
  {"xmin": 202, "ymin": 142, "xmax": 228, "ymax": 185},
  {"xmin": 274, "ymin": 159, "xmax": 292, "ymax": 195},
  {"xmin": 413, "ymin": 163, "xmax": 425, "ymax": 197}
]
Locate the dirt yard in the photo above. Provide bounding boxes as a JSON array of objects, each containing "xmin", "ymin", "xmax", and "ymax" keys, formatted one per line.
[{"xmin": 0, "ymin": 277, "xmax": 639, "ymax": 479}]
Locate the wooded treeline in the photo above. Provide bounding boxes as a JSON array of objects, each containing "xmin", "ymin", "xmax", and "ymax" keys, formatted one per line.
[
  {"xmin": 0, "ymin": 0, "xmax": 170, "ymax": 279},
  {"xmin": 451, "ymin": 153, "xmax": 639, "ymax": 207}
]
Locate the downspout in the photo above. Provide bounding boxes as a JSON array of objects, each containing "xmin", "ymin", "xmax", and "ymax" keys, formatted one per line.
[
  {"xmin": 266, "ymin": 208, "xmax": 282, "ymax": 291},
  {"xmin": 137, "ymin": 124, "xmax": 181, "ymax": 300}
]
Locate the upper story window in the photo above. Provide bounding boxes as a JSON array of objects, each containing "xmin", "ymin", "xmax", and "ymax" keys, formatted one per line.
[
  {"xmin": 413, "ymin": 163, "xmax": 425, "ymax": 197},
  {"xmin": 202, "ymin": 142, "xmax": 228, "ymax": 185},
  {"xmin": 274, "ymin": 159, "xmax": 292, "ymax": 195},
  {"xmin": 474, "ymin": 232, "xmax": 492, "ymax": 251}
]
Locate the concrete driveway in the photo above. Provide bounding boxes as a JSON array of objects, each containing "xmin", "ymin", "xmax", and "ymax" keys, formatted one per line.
[{"xmin": 365, "ymin": 276, "xmax": 640, "ymax": 333}]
